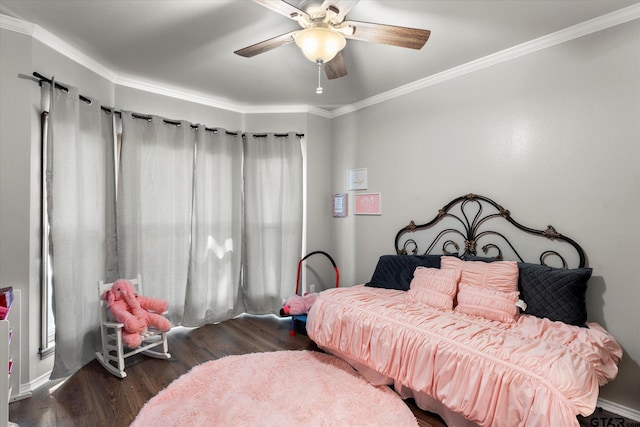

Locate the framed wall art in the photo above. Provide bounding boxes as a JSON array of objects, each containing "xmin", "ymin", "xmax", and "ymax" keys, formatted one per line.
[
  {"xmin": 332, "ymin": 193, "xmax": 348, "ymax": 217},
  {"xmin": 354, "ymin": 192, "xmax": 381, "ymax": 215},
  {"xmin": 348, "ymin": 168, "xmax": 367, "ymax": 191}
]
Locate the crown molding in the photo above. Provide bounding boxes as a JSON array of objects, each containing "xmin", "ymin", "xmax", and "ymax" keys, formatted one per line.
[
  {"xmin": 115, "ymin": 73, "xmax": 335, "ymax": 116},
  {"xmin": 329, "ymin": 3, "xmax": 640, "ymax": 118},
  {"xmin": 4, "ymin": 3, "xmax": 639, "ymax": 120},
  {"xmin": 113, "ymin": 73, "xmax": 245, "ymax": 114},
  {"xmin": 243, "ymin": 104, "xmax": 333, "ymax": 118},
  {"xmin": 0, "ymin": 14, "xmax": 117, "ymax": 82},
  {"xmin": 30, "ymin": 26, "xmax": 118, "ymax": 82},
  {"xmin": 115, "ymin": 73, "xmax": 333, "ymax": 116},
  {"xmin": 1, "ymin": 13, "xmax": 321, "ymax": 116},
  {"xmin": 0, "ymin": 13, "xmax": 33, "ymax": 35}
]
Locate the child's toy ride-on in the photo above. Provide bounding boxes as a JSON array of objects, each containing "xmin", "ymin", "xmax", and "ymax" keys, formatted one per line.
[{"xmin": 280, "ymin": 251, "xmax": 339, "ymax": 336}]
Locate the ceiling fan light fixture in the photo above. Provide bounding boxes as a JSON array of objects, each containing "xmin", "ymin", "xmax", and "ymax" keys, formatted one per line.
[{"xmin": 294, "ymin": 26, "xmax": 346, "ymax": 63}]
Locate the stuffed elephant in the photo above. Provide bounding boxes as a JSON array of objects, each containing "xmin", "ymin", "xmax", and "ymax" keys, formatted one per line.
[
  {"xmin": 104, "ymin": 279, "xmax": 171, "ymax": 348},
  {"xmin": 280, "ymin": 292, "xmax": 318, "ymax": 316}
]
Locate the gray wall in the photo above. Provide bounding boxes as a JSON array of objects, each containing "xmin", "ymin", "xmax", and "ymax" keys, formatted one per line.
[
  {"xmin": 0, "ymin": 28, "xmax": 41, "ymax": 396},
  {"xmin": 330, "ymin": 20, "xmax": 640, "ymax": 411}
]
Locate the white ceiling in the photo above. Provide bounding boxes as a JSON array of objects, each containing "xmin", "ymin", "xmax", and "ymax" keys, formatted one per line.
[{"xmin": 1, "ymin": 0, "xmax": 638, "ymax": 111}]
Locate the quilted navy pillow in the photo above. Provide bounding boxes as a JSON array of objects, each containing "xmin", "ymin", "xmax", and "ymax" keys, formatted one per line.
[
  {"xmin": 365, "ymin": 255, "xmax": 443, "ymax": 291},
  {"xmin": 518, "ymin": 263, "xmax": 592, "ymax": 326}
]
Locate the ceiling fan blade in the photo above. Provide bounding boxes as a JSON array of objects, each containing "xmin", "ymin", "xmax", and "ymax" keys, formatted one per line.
[
  {"xmin": 341, "ymin": 20, "xmax": 431, "ymax": 50},
  {"xmin": 319, "ymin": 0, "xmax": 359, "ymax": 23},
  {"xmin": 252, "ymin": 0, "xmax": 309, "ymax": 22},
  {"xmin": 234, "ymin": 31, "xmax": 297, "ymax": 57},
  {"xmin": 324, "ymin": 51, "xmax": 347, "ymax": 80}
]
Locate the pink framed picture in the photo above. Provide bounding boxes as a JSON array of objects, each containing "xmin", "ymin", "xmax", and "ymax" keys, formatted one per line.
[{"xmin": 354, "ymin": 193, "xmax": 381, "ymax": 215}]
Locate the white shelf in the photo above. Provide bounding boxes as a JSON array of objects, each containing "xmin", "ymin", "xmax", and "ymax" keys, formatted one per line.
[{"xmin": 0, "ymin": 289, "xmax": 20, "ymax": 427}]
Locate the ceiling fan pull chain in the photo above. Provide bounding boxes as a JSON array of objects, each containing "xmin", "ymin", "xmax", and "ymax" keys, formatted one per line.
[{"xmin": 316, "ymin": 60, "xmax": 323, "ymax": 94}]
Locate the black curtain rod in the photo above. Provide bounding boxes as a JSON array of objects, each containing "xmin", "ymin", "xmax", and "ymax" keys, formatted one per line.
[
  {"xmin": 33, "ymin": 72, "xmax": 222, "ymax": 132},
  {"xmin": 33, "ymin": 71, "xmax": 95, "ymax": 105},
  {"xmin": 249, "ymin": 133, "xmax": 301, "ymax": 138},
  {"xmin": 33, "ymin": 72, "xmax": 303, "ymax": 138}
]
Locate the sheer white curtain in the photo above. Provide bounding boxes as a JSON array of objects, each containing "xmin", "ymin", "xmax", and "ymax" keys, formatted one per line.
[
  {"xmin": 184, "ymin": 128, "xmax": 244, "ymax": 326},
  {"xmin": 242, "ymin": 133, "xmax": 303, "ymax": 313},
  {"xmin": 48, "ymin": 85, "xmax": 113, "ymax": 379},
  {"xmin": 44, "ymin": 85, "xmax": 304, "ymax": 376},
  {"xmin": 117, "ymin": 114, "xmax": 194, "ymax": 325}
]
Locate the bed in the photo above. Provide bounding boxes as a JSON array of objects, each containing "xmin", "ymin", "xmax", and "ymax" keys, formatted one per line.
[{"xmin": 306, "ymin": 194, "xmax": 622, "ymax": 427}]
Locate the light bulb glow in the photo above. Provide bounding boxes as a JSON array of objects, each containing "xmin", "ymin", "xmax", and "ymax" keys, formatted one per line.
[{"xmin": 294, "ymin": 27, "xmax": 346, "ymax": 63}]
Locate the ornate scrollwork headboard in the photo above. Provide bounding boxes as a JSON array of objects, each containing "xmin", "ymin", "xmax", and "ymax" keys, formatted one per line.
[{"xmin": 394, "ymin": 194, "xmax": 586, "ymax": 269}]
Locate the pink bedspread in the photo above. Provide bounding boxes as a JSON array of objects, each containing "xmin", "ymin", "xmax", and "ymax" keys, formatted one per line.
[{"xmin": 306, "ymin": 286, "xmax": 622, "ymax": 427}]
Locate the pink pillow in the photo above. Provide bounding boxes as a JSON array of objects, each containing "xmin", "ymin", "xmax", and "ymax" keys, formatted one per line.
[
  {"xmin": 455, "ymin": 283, "xmax": 520, "ymax": 323},
  {"xmin": 440, "ymin": 257, "xmax": 518, "ymax": 292},
  {"xmin": 404, "ymin": 267, "xmax": 461, "ymax": 310},
  {"xmin": 441, "ymin": 257, "xmax": 520, "ymax": 322}
]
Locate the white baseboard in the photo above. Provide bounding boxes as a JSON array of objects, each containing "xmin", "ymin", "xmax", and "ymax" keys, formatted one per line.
[
  {"xmin": 598, "ymin": 398, "xmax": 640, "ymax": 422},
  {"xmin": 12, "ymin": 371, "xmax": 51, "ymax": 402},
  {"xmin": 9, "ymin": 390, "xmax": 31, "ymax": 403}
]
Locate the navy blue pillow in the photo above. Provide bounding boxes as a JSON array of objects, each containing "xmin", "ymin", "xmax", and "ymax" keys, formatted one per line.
[
  {"xmin": 365, "ymin": 255, "xmax": 443, "ymax": 291},
  {"xmin": 461, "ymin": 254, "xmax": 591, "ymax": 326},
  {"xmin": 518, "ymin": 263, "xmax": 592, "ymax": 326}
]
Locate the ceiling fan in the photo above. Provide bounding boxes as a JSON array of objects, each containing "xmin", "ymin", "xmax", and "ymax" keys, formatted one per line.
[{"xmin": 234, "ymin": 0, "xmax": 431, "ymax": 93}]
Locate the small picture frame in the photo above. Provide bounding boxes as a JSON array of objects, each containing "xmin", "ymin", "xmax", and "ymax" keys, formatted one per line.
[
  {"xmin": 348, "ymin": 168, "xmax": 368, "ymax": 191},
  {"xmin": 354, "ymin": 193, "xmax": 381, "ymax": 215},
  {"xmin": 332, "ymin": 193, "xmax": 348, "ymax": 217}
]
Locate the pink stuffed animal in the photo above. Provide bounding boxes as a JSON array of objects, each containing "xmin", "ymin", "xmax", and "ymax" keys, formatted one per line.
[
  {"xmin": 280, "ymin": 292, "xmax": 318, "ymax": 316},
  {"xmin": 104, "ymin": 279, "xmax": 171, "ymax": 348}
]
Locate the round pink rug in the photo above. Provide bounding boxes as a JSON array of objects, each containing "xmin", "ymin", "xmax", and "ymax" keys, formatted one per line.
[{"xmin": 132, "ymin": 350, "xmax": 417, "ymax": 426}]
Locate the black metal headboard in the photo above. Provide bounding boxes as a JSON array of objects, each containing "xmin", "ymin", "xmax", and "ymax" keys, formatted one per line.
[{"xmin": 394, "ymin": 194, "xmax": 586, "ymax": 269}]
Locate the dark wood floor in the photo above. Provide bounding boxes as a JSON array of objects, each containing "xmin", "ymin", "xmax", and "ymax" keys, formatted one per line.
[
  {"xmin": 8, "ymin": 315, "xmax": 623, "ymax": 427},
  {"xmin": 9, "ymin": 315, "xmax": 446, "ymax": 427}
]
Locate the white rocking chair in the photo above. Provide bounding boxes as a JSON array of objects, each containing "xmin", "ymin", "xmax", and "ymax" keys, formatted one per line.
[{"xmin": 95, "ymin": 274, "xmax": 171, "ymax": 378}]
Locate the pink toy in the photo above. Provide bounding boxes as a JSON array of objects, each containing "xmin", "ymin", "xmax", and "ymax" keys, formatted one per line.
[
  {"xmin": 0, "ymin": 306, "xmax": 7, "ymax": 320},
  {"xmin": 280, "ymin": 292, "xmax": 318, "ymax": 316},
  {"xmin": 104, "ymin": 279, "xmax": 171, "ymax": 348}
]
